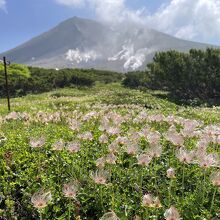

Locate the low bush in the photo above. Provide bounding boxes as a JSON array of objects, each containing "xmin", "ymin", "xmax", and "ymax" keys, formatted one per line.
[
  {"xmin": 122, "ymin": 48, "xmax": 220, "ymax": 104},
  {"xmin": 0, "ymin": 65, "xmax": 122, "ymax": 97}
]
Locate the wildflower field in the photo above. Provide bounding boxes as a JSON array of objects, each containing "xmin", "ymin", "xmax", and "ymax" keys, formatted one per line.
[{"xmin": 0, "ymin": 83, "xmax": 219, "ymax": 220}]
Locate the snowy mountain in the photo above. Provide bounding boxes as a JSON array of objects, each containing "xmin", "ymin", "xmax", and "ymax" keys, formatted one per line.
[{"xmin": 0, "ymin": 17, "xmax": 215, "ymax": 72}]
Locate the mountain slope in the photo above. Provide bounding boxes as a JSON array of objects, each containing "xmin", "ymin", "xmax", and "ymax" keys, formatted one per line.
[{"xmin": 1, "ymin": 17, "xmax": 217, "ymax": 72}]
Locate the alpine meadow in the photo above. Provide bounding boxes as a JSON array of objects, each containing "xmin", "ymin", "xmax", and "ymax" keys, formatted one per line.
[{"xmin": 0, "ymin": 1, "xmax": 220, "ymax": 220}]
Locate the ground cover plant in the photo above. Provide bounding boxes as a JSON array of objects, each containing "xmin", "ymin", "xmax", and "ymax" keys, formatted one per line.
[{"xmin": 0, "ymin": 83, "xmax": 219, "ymax": 219}]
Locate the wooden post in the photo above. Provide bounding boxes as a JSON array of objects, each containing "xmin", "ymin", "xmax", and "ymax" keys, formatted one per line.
[{"xmin": 3, "ymin": 57, "xmax": 11, "ymax": 111}]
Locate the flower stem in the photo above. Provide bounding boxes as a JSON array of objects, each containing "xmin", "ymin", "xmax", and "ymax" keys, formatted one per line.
[
  {"xmin": 40, "ymin": 212, "xmax": 43, "ymax": 220},
  {"xmin": 144, "ymin": 208, "xmax": 149, "ymax": 220},
  {"xmin": 58, "ymin": 154, "xmax": 61, "ymax": 185},
  {"xmin": 38, "ymin": 152, "xmax": 41, "ymax": 175},
  {"xmin": 154, "ymin": 159, "xmax": 158, "ymax": 194},
  {"xmin": 169, "ymin": 179, "xmax": 172, "ymax": 206},
  {"xmin": 100, "ymin": 186, "xmax": 104, "ymax": 212},
  {"xmin": 71, "ymin": 158, "xmax": 78, "ymax": 179},
  {"xmin": 111, "ymin": 184, "xmax": 115, "ymax": 210},
  {"xmin": 182, "ymin": 163, "xmax": 185, "ymax": 197},
  {"xmin": 68, "ymin": 199, "xmax": 71, "ymax": 220},
  {"xmin": 202, "ymin": 169, "xmax": 207, "ymax": 204},
  {"xmin": 210, "ymin": 187, "xmax": 217, "ymax": 212},
  {"xmin": 140, "ymin": 168, "xmax": 144, "ymax": 194}
]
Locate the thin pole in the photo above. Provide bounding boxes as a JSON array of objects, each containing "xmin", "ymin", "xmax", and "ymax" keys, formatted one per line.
[{"xmin": 3, "ymin": 57, "xmax": 11, "ymax": 111}]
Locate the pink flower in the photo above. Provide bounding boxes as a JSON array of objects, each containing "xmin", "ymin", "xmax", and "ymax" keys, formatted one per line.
[
  {"xmin": 69, "ymin": 119, "xmax": 81, "ymax": 131},
  {"xmin": 154, "ymin": 197, "xmax": 163, "ymax": 208},
  {"xmin": 197, "ymin": 153, "xmax": 219, "ymax": 168},
  {"xmin": 67, "ymin": 141, "xmax": 80, "ymax": 153},
  {"xmin": 105, "ymin": 153, "xmax": 117, "ymax": 165},
  {"xmin": 63, "ymin": 181, "xmax": 79, "ymax": 198},
  {"xmin": 99, "ymin": 134, "xmax": 109, "ymax": 144},
  {"xmin": 108, "ymin": 142, "xmax": 120, "ymax": 153},
  {"xmin": 148, "ymin": 144, "xmax": 162, "ymax": 158},
  {"xmin": 115, "ymin": 136, "xmax": 128, "ymax": 145},
  {"xmin": 149, "ymin": 114, "xmax": 165, "ymax": 122},
  {"xmin": 180, "ymin": 119, "xmax": 201, "ymax": 137},
  {"xmin": 167, "ymin": 167, "xmax": 176, "ymax": 179},
  {"xmin": 142, "ymin": 194, "xmax": 162, "ymax": 208},
  {"xmin": 176, "ymin": 148, "xmax": 194, "ymax": 164},
  {"xmin": 5, "ymin": 111, "xmax": 19, "ymax": 121},
  {"xmin": 137, "ymin": 153, "xmax": 152, "ymax": 166},
  {"xmin": 128, "ymin": 132, "xmax": 141, "ymax": 142},
  {"xmin": 78, "ymin": 132, "xmax": 93, "ymax": 141},
  {"xmin": 101, "ymin": 211, "xmax": 118, "ymax": 220},
  {"xmin": 20, "ymin": 112, "xmax": 30, "ymax": 121},
  {"xmin": 30, "ymin": 137, "xmax": 45, "ymax": 148},
  {"xmin": 196, "ymin": 138, "xmax": 208, "ymax": 152},
  {"xmin": 134, "ymin": 215, "xmax": 141, "ymax": 220},
  {"xmin": 82, "ymin": 111, "xmax": 98, "ymax": 121},
  {"xmin": 91, "ymin": 169, "xmax": 108, "ymax": 185},
  {"xmin": 167, "ymin": 133, "xmax": 184, "ymax": 146},
  {"xmin": 165, "ymin": 126, "xmax": 184, "ymax": 146},
  {"xmin": 143, "ymin": 193, "xmax": 154, "ymax": 207},
  {"xmin": 138, "ymin": 127, "xmax": 150, "ymax": 138},
  {"xmin": 31, "ymin": 190, "xmax": 52, "ymax": 209},
  {"xmin": 96, "ymin": 157, "xmax": 106, "ymax": 168},
  {"xmin": 164, "ymin": 206, "xmax": 181, "ymax": 220},
  {"xmin": 126, "ymin": 142, "xmax": 139, "ymax": 155},
  {"xmin": 210, "ymin": 171, "xmax": 220, "ymax": 186},
  {"xmin": 106, "ymin": 127, "xmax": 121, "ymax": 135},
  {"xmin": 99, "ymin": 117, "xmax": 109, "ymax": 131},
  {"xmin": 52, "ymin": 140, "xmax": 65, "ymax": 151},
  {"xmin": 147, "ymin": 131, "xmax": 161, "ymax": 145}
]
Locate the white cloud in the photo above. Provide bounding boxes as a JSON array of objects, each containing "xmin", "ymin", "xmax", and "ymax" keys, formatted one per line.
[
  {"xmin": 145, "ymin": 0, "xmax": 220, "ymax": 44},
  {"xmin": 89, "ymin": 0, "xmax": 146, "ymax": 24},
  {"xmin": 56, "ymin": 0, "xmax": 220, "ymax": 45},
  {"xmin": 108, "ymin": 43, "xmax": 155, "ymax": 70},
  {"xmin": 56, "ymin": 0, "xmax": 84, "ymax": 7},
  {"xmin": 56, "ymin": 0, "xmax": 146, "ymax": 24},
  {"xmin": 0, "ymin": 0, "xmax": 6, "ymax": 11},
  {"xmin": 66, "ymin": 48, "xmax": 99, "ymax": 63}
]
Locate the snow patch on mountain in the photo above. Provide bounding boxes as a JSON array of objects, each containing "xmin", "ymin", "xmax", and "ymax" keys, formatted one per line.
[
  {"xmin": 66, "ymin": 49, "xmax": 99, "ymax": 63},
  {"xmin": 108, "ymin": 44, "xmax": 155, "ymax": 70},
  {"xmin": 108, "ymin": 44, "xmax": 134, "ymax": 62}
]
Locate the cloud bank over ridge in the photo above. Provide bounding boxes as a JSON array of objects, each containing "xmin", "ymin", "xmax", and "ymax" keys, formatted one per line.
[{"xmin": 56, "ymin": 0, "xmax": 220, "ymax": 45}]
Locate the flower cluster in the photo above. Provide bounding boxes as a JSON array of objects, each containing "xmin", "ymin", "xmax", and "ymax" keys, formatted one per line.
[{"xmin": 1, "ymin": 104, "xmax": 219, "ymax": 219}]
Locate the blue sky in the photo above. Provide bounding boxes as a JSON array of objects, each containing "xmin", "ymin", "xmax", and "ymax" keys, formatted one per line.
[{"xmin": 0, "ymin": 0, "xmax": 220, "ymax": 53}]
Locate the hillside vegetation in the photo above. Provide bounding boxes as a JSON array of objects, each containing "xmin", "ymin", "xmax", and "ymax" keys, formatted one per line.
[
  {"xmin": 123, "ymin": 48, "xmax": 220, "ymax": 105},
  {"xmin": 0, "ymin": 83, "xmax": 219, "ymax": 219},
  {"xmin": 0, "ymin": 65, "xmax": 122, "ymax": 97},
  {"xmin": 1, "ymin": 48, "xmax": 219, "ymax": 106}
]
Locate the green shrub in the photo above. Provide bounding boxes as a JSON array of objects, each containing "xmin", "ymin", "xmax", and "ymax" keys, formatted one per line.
[
  {"xmin": 147, "ymin": 48, "xmax": 220, "ymax": 100},
  {"xmin": 122, "ymin": 71, "xmax": 149, "ymax": 88},
  {"xmin": 0, "ymin": 63, "xmax": 30, "ymax": 97},
  {"xmin": 123, "ymin": 48, "xmax": 220, "ymax": 104},
  {"xmin": 0, "ymin": 66, "xmax": 122, "ymax": 97}
]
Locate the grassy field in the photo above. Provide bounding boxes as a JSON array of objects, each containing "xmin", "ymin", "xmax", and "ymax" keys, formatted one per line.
[{"xmin": 0, "ymin": 83, "xmax": 219, "ymax": 219}]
